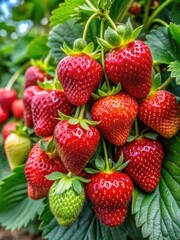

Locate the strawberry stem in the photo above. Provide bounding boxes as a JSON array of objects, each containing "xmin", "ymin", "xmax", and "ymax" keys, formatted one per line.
[
  {"xmin": 85, "ymin": 0, "xmax": 98, "ymax": 12},
  {"xmin": 152, "ymin": 18, "xmax": 169, "ymax": 28},
  {"xmin": 143, "ymin": 0, "xmax": 151, "ymax": 26},
  {"xmin": 102, "ymin": 138, "xmax": 110, "ymax": 171},
  {"xmin": 74, "ymin": 106, "xmax": 81, "ymax": 118},
  {"xmin": 117, "ymin": 0, "xmax": 133, "ymax": 23},
  {"xmin": 79, "ymin": 104, "xmax": 86, "ymax": 120},
  {"xmin": 103, "ymin": 12, "xmax": 118, "ymax": 32},
  {"xmin": 158, "ymin": 76, "xmax": 173, "ymax": 90},
  {"xmin": 82, "ymin": 12, "xmax": 99, "ymax": 41},
  {"xmin": 5, "ymin": 61, "xmax": 30, "ymax": 90},
  {"xmin": 135, "ymin": 118, "xmax": 139, "ymax": 138},
  {"xmin": 44, "ymin": 52, "xmax": 51, "ymax": 65}
]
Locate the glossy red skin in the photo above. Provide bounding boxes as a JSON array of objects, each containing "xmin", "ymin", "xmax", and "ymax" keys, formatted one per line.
[
  {"xmin": 91, "ymin": 93, "xmax": 138, "ymax": 146},
  {"xmin": 54, "ymin": 121, "xmax": 100, "ymax": 175},
  {"xmin": 138, "ymin": 90, "xmax": 180, "ymax": 138},
  {"xmin": 2, "ymin": 122, "xmax": 19, "ymax": 141},
  {"xmin": 0, "ymin": 88, "xmax": 17, "ymax": 113},
  {"xmin": 24, "ymin": 66, "xmax": 52, "ymax": 89},
  {"xmin": 85, "ymin": 172, "xmax": 133, "ymax": 209},
  {"xmin": 0, "ymin": 105, "xmax": 8, "ymax": 124},
  {"xmin": 116, "ymin": 137, "xmax": 163, "ymax": 192},
  {"xmin": 57, "ymin": 54, "xmax": 103, "ymax": 106},
  {"xmin": 25, "ymin": 136, "xmax": 67, "ymax": 200},
  {"xmin": 11, "ymin": 99, "xmax": 24, "ymax": 119},
  {"xmin": 31, "ymin": 90, "xmax": 73, "ymax": 137},
  {"xmin": 129, "ymin": 2, "xmax": 141, "ymax": 15},
  {"xmin": 23, "ymin": 86, "xmax": 42, "ymax": 128},
  {"xmin": 94, "ymin": 204, "xmax": 128, "ymax": 227},
  {"xmin": 104, "ymin": 40, "xmax": 152, "ymax": 99}
]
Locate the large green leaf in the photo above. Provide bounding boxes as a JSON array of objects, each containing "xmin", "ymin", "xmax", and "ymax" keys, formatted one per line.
[
  {"xmin": 48, "ymin": 19, "xmax": 99, "ymax": 63},
  {"xmin": 27, "ymin": 35, "xmax": 49, "ymax": 59},
  {"xmin": 146, "ymin": 27, "xmax": 178, "ymax": 64},
  {"xmin": 40, "ymin": 200, "xmax": 127, "ymax": 240},
  {"xmin": 0, "ymin": 165, "xmax": 44, "ymax": 230},
  {"xmin": 132, "ymin": 132, "xmax": 180, "ymax": 240},
  {"xmin": 168, "ymin": 61, "xmax": 180, "ymax": 85}
]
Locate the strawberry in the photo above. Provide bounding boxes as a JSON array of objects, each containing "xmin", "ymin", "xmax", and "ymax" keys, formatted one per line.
[
  {"xmin": 138, "ymin": 90, "xmax": 180, "ymax": 138},
  {"xmin": 2, "ymin": 121, "xmax": 20, "ymax": 142},
  {"xmin": 0, "ymin": 88, "xmax": 17, "ymax": 113},
  {"xmin": 11, "ymin": 99, "xmax": 24, "ymax": 119},
  {"xmin": 129, "ymin": 2, "xmax": 141, "ymax": 15},
  {"xmin": 91, "ymin": 92, "xmax": 138, "ymax": 146},
  {"xmin": 0, "ymin": 105, "xmax": 8, "ymax": 124},
  {"xmin": 4, "ymin": 132, "xmax": 31, "ymax": 169},
  {"xmin": 49, "ymin": 179, "xmax": 85, "ymax": 226},
  {"xmin": 25, "ymin": 137, "xmax": 67, "ymax": 200},
  {"xmin": 116, "ymin": 137, "xmax": 164, "ymax": 192},
  {"xmin": 94, "ymin": 204, "xmax": 128, "ymax": 227},
  {"xmin": 57, "ymin": 54, "xmax": 103, "ymax": 106},
  {"xmin": 31, "ymin": 90, "xmax": 73, "ymax": 136},
  {"xmin": 54, "ymin": 120, "xmax": 100, "ymax": 174},
  {"xmin": 23, "ymin": 86, "xmax": 42, "ymax": 128},
  {"xmin": 24, "ymin": 66, "xmax": 51, "ymax": 89},
  {"xmin": 85, "ymin": 171, "xmax": 133, "ymax": 209}
]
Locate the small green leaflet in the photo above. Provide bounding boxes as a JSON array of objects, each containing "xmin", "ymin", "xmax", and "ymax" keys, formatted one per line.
[
  {"xmin": 132, "ymin": 132, "xmax": 180, "ymax": 240},
  {"xmin": 0, "ymin": 165, "xmax": 44, "ymax": 230},
  {"xmin": 168, "ymin": 61, "xmax": 180, "ymax": 85},
  {"xmin": 169, "ymin": 22, "xmax": 180, "ymax": 45}
]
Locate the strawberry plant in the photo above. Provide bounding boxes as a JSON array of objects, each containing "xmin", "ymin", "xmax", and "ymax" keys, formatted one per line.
[{"xmin": 0, "ymin": 0, "xmax": 180, "ymax": 239}]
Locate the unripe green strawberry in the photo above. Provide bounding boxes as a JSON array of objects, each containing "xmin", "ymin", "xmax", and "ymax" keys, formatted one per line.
[
  {"xmin": 49, "ymin": 180, "xmax": 85, "ymax": 226},
  {"xmin": 4, "ymin": 133, "xmax": 31, "ymax": 169}
]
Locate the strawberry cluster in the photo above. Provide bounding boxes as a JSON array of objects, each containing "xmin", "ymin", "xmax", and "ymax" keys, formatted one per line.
[{"xmin": 1, "ymin": 16, "xmax": 180, "ymax": 229}]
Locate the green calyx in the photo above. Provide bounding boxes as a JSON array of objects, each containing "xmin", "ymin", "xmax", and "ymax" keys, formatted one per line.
[
  {"xmin": 97, "ymin": 19, "xmax": 143, "ymax": 50},
  {"xmin": 92, "ymin": 82, "xmax": 121, "ymax": 99},
  {"xmin": 62, "ymin": 39, "xmax": 101, "ymax": 59},
  {"xmin": 147, "ymin": 72, "xmax": 161, "ymax": 96},
  {"xmin": 37, "ymin": 75, "xmax": 62, "ymax": 90},
  {"xmin": 46, "ymin": 171, "xmax": 90, "ymax": 195},
  {"xmin": 38, "ymin": 137, "xmax": 57, "ymax": 154},
  {"xmin": 11, "ymin": 124, "xmax": 33, "ymax": 139},
  {"xmin": 31, "ymin": 57, "xmax": 54, "ymax": 77}
]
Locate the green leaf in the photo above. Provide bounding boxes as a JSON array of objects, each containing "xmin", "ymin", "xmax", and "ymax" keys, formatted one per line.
[
  {"xmin": 169, "ymin": 22, "xmax": 180, "ymax": 45},
  {"xmin": 27, "ymin": 36, "xmax": 49, "ymax": 59},
  {"xmin": 38, "ymin": 139, "xmax": 49, "ymax": 152},
  {"xmin": 143, "ymin": 132, "xmax": 159, "ymax": 140},
  {"xmin": 170, "ymin": 8, "xmax": 180, "ymax": 25},
  {"xmin": 146, "ymin": 27, "xmax": 178, "ymax": 64},
  {"xmin": 0, "ymin": 165, "xmax": 44, "ymax": 230},
  {"xmin": 110, "ymin": 0, "xmax": 132, "ymax": 21},
  {"xmin": 95, "ymin": 156, "xmax": 105, "ymax": 171},
  {"xmin": 40, "ymin": 200, "xmax": 128, "ymax": 240},
  {"xmin": 45, "ymin": 172, "xmax": 66, "ymax": 181},
  {"xmin": 168, "ymin": 61, "xmax": 180, "ymax": 85},
  {"xmin": 50, "ymin": 0, "xmax": 85, "ymax": 27},
  {"xmin": 72, "ymin": 179, "xmax": 83, "ymax": 194},
  {"xmin": 132, "ymin": 132, "xmax": 180, "ymax": 240}
]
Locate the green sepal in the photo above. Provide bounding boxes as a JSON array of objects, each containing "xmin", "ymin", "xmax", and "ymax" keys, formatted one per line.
[
  {"xmin": 97, "ymin": 37, "xmax": 114, "ymax": 50},
  {"xmin": 38, "ymin": 137, "xmax": 56, "ymax": 153},
  {"xmin": 132, "ymin": 25, "xmax": 143, "ymax": 40},
  {"xmin": 45, "ymin": 172, "xmax": 66, "ymax": 180},
  {"xmin": 149, "ymin": 73, "xmax": 161, "ymax": 95},
  {"xmin": 56, "ymin": 177, "xmax": 72, "ymax": 195},
  {"xmin": 123, "ymin": 19, "xmax": 133, "ymax": 43},
  {"xmin": 57, "ymin": 111, "xmax": 71, "ymax": 120},
  {"xmin": 79, "ymin": 120, "xmax": 90, "ymax": 130},
  {"xmin": 11, "ymin": 124, "xmax": 31, "ymax": 139},
  {"xmin": 85, "ymin": 168, "xmax": 100, "ymax": 174},
  {"xmin": 37, "ymin": 79, "xmax": 54, "ymax": 90},
  {"xmin": 143, "ymin": 132, "xmax": 159, "ymax": 140},
  {"xmin": 62, "ymin": 40, "xmax": 95, "ymax": 56},
  {"xmin": 95, "ymin": 156, "xmax": 105, "ymax": 171},
  {"xmin": 91, "ymin": 83, "xmax": 121, "ymax": 99},
  {"xmin": 127, "ymin": 134, "xmax": 136, "ymax": 142},
  {"xmin": 75, "ymin": 176, "xmax": 90, "ymax": 183},
  {"xmin": 72, "ymin": 179, "xmax": 83, "ymax": 195},
  {"xmin": 112, "ymin": 153, "xmax": 129, "ymax": 171},
  {"xmin": 73, "ymin": 38, "xmax": 87, "ymax": 52},
  {"xmin": 104, "ymin": 27, "xmax": 121, "ymax": 47},
  {"xmin": 61, "ymin": 42, "xmax": 75, "ymax": 56},
  {"xmin": 82, "ymin": 42, "xmax": 94, "ymax": 54},
  {"xmin": 69, "ymin": 118, "xmax": 80, "ymax": 125},
  {"xmin": 31, "ymin": 59, "xmax": 47, "ymax": 72}
]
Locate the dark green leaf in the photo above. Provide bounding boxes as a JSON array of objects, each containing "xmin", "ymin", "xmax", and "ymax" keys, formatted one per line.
[
  {"xmin": 169, "ymin": 22, "xmax": 180, "ymax": 45},
  {"xmin": 0, "ymin": 165, "xmax": 44, "ymax": 230},
  {"xmin": 95, "ymin": 156, "xmax": 105, "ymax": 171},
  {"xmin": 168, "ymin": 61, "xmax": 180, "ymax": 85},
  {"xmin": 38, "ymin": 139, "xmax": 49, "ymax": 152},
  {"xmin": 27, "ymin": 36, "xmax": 49, "ymax": 59},
  {"xmin": 143, "ymin": 132, "xmax": 159, "ymax": 140},
  {"xmin": 132, "ymin": 132, "xmax": 180, "ymax": 240}
]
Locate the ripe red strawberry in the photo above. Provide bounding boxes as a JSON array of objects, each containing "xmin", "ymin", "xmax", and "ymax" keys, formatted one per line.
[
  {"xmin": 104, "ymin": 40, "xmax": 152, "ymax": 99},
  {"xmin": 11, "ymin": 99, "xmax": 24, "ymax": 119},
  {"xmin": 85, "ymin": 171, "xmax": 133, "ymax": 209},
  {"xmin": 25, "ymin": 136, "xmax": 67, "ymax": 200},
  {"xmin": 54, "ymin": 120, "xmax": 100, "ymax": 174},
  {"xmin": 57, "ymin": 54, "xmax": 103, "ymax": 106},
  {"xmin": 94, "ymin": 204, "xmax": 128, "ymax": 227},
  {"xmin": 116, "ymin": 137, "xmax": 163, "ymax": 192},
  {"xmin": 129, "ymin": 2, "xmax": 141, "ymax": 15},
  {"xmin": 0, "ymin": 105, "xmax": 8, "ymax": 124},
  {"xmin": 91, "ymin": 93, "xmax": 138, "ymax": 146},
  {"xmin": 0, "ymin": 88, "xmax": 17, "ymax": 113},
  {"xmin": 23, "ymin": 86, "xmax": 42, "ymax": 128},
  {"xmin": 31, "ymin": 90, "xmax": 73, "ymax": 136},
  {"xmin": 2, "ymin": 121, "xmax": 19, "ymax": 142},
  {"xmin": 24, "ymin": 66, "xmax": 52, "ymax": 89},
  {"xmin": 138, "ymin": 90, "xmax": 180, "ymax": 138}
]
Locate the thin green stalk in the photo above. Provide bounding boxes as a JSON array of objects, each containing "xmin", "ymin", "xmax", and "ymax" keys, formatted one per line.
[
  {"xmin": 117, "ymin": 0, "xmax": 133, "ymax": 23},
  {"xmin": 102, "ymin": 138, "xmax": 110, "ymax": 171},
  {"xmin": 44, "ymin": 52, "xmax": 51, "ymax": 65},
  {"xmin": 6, "ymin": 61, "xmax": 30, "ymax": 90},
  {"xmin": 158, "ymin": 76, "xmax": 173, "ymax": 90},
  {"xmin": 143, "ymin": 0, "xmax": 151, "ymax": 25},
  {"xmin": 145, "ymin": 0, "xmax": 173, "ymax": 30},
  {"xmin": 82, "ymin": 12, "xmax": 100, "ymax": 41},
  {"xmin": 79, "ymin": 104, "xmax": 86, "ymax": 120},
  {"xmin": 103, "ymin": 12, "xmax": 118, "ymax": 31},
  {"xmin": 85, "ymin": 0, "xmax": 98, "ymax": 12},
  {"xmin": 74, "ymin": 106, "xmax": 81, "ymax": 118},
  {"xmin": 134, "ymin": 118, "xmax": 139, "ymax": 138},
  {"xmin": 152, "ymin": 18, "xmax": 169, "ymax": 28}
]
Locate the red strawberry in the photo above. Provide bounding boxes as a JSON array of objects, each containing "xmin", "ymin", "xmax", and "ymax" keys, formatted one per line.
[
  {"xmin": 2, "ymin": 121, "xmax": 19, "ymax": 141},
  {"xmin": 138, "ymin": 90, "xmax": 180, "ymax": 138},
  {"xmin": 91, "ymin": 93, "xmax": 138, "ymax": 146},
  {"xmin": 0, "ymin": 105, "xmax": 8, "ymax": 124},
  {"xmin": 31, "ymin": 90, "xmax": 73, "ymax": 136},
  {"xmin": 0, "ymin": 88, "xmax": 17, "ymax": 113},
  {"xmin": 11, "ymin": 99, "xmax": 24, "ymax": 119},
  {"xmin": 116, "ymin": 137, "xmax": 163, "ymax": 192},
  {"xmin": 57, "ymin": 54, "xmax": 103, "ymax": 106},
  {"xmin": 23, "ymin": 86, "xmax": 42, "ymax": 128},
  {"xmin": 85, "ymin": 172, "xmax": 133, "ymax": 209},
  {"xmin": 54, "ymin": 120, "xmax": 100, "ymax": 175},
  {"xmin": 25, "ymin": 136, "xmax": 67, "ymax": 200},
  {"xmin": 129, "ymin": 2, "xmax": 141, "ymax": 15},
  {"xmin": 94, "ymin": 204, "xmax": 128, "ymax": 227},
  {"xmin": 24, "ymin": 66, "xmax": 52, "ymax": 89},
  {"xmin": 104, "ymin": 40, "xmax": 152, "ymax": 99}
]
